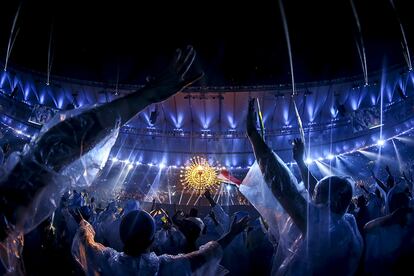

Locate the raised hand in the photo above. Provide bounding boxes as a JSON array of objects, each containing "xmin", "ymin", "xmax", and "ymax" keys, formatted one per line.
[
  {"xmin": 246, "ymin": 98, "xmax": 258, "ymax": 136},
  {"xmin": 228, "ymin": 215, "xmax": 250, "ymax": 236},
  {"xmin": 69, "ymin": 208, "xmax": 84, "ymax": 224},
  {"xmin": 292, "ymin": 138, "xmax": 305, "ymax": 162},
  {"xmin": 204, "ymin": 188, "xmax": 216, "ymax": 207},
  {"xmin": 204, "ymin": 189, "xmax": 212, "ymax": 200},
  {"xmin": 209, "ymin": 211, "xmax": 219, "ymax": 225},
  {"xmin": 144, "ymin": 45, "xmax": 203, "ymax": 104},
  {"xmin": 151, "ymin": 198, "xmax": 157, "ymax": 211},
  {"xmin": 385, "ymin": 165, "xmax": 391, "ymax": 175}
]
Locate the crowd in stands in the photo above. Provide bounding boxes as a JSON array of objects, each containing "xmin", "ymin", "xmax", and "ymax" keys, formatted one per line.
[{"xmin": 0, "ymin": 47, "xmax": 413, "ymax": 275}]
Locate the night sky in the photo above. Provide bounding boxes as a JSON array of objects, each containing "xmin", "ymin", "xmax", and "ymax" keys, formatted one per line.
[{"xmin": 0, "ymin": 0, "xmax": 413, "ymax": 85}]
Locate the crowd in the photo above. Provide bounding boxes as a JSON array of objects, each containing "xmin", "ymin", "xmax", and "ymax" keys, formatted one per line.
[{"xmin": 0, "ymin": 47, "xmax": 413, "ymax": 275}]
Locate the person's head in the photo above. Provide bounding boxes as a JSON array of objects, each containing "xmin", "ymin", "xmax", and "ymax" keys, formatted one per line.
[
  {"xmin": 119, "ymin": 210, "xmax": 155, "ymax": 256},
  {"xmin": 357, "ymin": 195, "xmax": 366, "ymax": 208},
  {"xmin": 188, "ymin": 208, "xmax": 198, "ymax": 218},
  {"xmin": 312, "ymin": 176, "xmax": 353, "ymax": 216},
  {"xmin": 181, "ymin": 217, "xmax": 204, "ymax": 242},
  {"xmin": 123, "ymin": 199, "xmax": 140, "ymax": 214},
  {"xmin": 388, "ymin": 191, "xmax": 410, "ymax": 213}
]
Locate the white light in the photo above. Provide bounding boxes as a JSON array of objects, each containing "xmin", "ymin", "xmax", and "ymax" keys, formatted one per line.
[
  {"xmin": 327, "ymin": 154, "xmax": 335, "ymax": 160},
  {"xmin": 377, "ymin": 139, "xmax": 385, "ymax": 146},
  {"xmin": 148, "ymin": 163, "xmax": 153, "ymax": 167},
  {"xmin": 317, "ymin": 157, "xmax": 323, "ymax": 161},
  {"xmin": 226, "ymin": 185, "xmax": 232, "ymax": 191},
  {"xmin": 128, "ymin": 164, "xmax": 134, "ymax": 170},
  {"xmin": 112, "ymin": 157, "xmax": 118, "ymax": 162},
  {"xmin": 305, "ymin": 158, "xmax": 313, "ymax": 165},
  {"xmin": 159, "ymin": 163, "xmax": 166, "ymax": 169}
]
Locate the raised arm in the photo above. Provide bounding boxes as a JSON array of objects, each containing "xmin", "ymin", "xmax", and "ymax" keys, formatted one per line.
[
  {"xmin": 159, "ymin": 215, "xmax": 249, "ymax": 273},
  {"xmin": 364, "ymin": 207, "xmax": 413, "ymax": 233},
  {"xmin": 385, "ymin": 165, "xmax": 395, "ymax": 189},
  {"xmin": 150, "ymin": 198, "xmax": 157, "ymax": 212},
  {"xmin": 246, "ymin": 99, "xmax": 307, "ymax": 234},
  {"xmin": 204, "ymin": 189, "xmax": 216, "ymax": 207},
  {"xmin": 71, "ymin": 219, "xmax": 115, "ymax": 274},
  {"xmin": 357, "ymin": 181, "xmax": 370, "ymax": 195},
  {"xmin": 292, "ymin": 138, "xmax": 318, "ymax": 196},
  {"xmin": 370, "ymin": 169, "xmax": 388, "ymax": 193},
  {"xmin": 385, "ymin": 165, "xmax": 392, "ymax": 177},
  {"xmin": 0, "ymin": 46, "xmax": 202, "ymax": 241},
  {"xmin": 204, "ymin": 189, "xmax": 229, "ymax": 231},
  {"xmin": 29, "ymin": 46, "xmax": 202, "ymax": 172}
]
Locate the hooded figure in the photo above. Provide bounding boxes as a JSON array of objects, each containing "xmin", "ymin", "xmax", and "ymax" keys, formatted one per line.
[{"xmin": 98, "ymin": 199, "xmax": 141, "ymax": 251}]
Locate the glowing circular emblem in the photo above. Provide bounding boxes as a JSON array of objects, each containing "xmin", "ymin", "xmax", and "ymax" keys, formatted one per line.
[{"xmin": 180, "ymin": 156, "xmax": 220, "ymax": 191}]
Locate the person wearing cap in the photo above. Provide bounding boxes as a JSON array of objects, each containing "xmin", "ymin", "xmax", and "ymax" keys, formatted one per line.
[
  {"xmin": 98, "ymin": 199, "xmax": 141, "ymax": 252},
  {"xmin": 72, "ymin": 209, "xmax": 249, "ymax": 276}
]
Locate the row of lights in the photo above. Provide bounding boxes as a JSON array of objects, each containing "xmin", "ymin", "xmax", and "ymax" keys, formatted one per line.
[
  {"xmin": 0, "ymin": 121, "xmax": 32, "ymax": 139},
  {"xmin": 299, "ymin": 128, "xmax": 412, "ymax": 165},
  {"xmin": 110, "ymin": 127, "xmax": 414, "ymax": 169},
  {"xmin": 109, "ymin": 157, "xmax": 250, "ymax": 171}
]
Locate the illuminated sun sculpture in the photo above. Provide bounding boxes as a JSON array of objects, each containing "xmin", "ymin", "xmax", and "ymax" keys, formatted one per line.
[{"xmin": 180, "ymin": 156, "xmax": 221, "ymax": 191}]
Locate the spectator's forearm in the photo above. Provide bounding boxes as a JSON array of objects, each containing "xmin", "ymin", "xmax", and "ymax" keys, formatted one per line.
[
  {"xmin": 29, "ymin": 87, "xmax": 155, "ymax": 172},
  {"xmin": 247, "ymin": 129, "xmax": 307, "ymax": 233},
  {"xmin": 296, "ymin": 158, "xmax": 318, "ymax": 196}
]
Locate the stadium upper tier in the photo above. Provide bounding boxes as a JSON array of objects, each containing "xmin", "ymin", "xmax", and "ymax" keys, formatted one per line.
[{"xmin": 0, "ymin": 63, "xmax": 413, "ymax": 166}]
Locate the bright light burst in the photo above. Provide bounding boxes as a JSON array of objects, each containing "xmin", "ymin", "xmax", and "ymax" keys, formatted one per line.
[{"xmin": 180, "ymin": 156, "xmax": 220, "ymax": 191}]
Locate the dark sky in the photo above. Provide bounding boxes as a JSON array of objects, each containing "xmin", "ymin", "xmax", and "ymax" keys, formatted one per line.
[{"xmin": 0, "ymin": 0, "xmax": 413, "ymax": 85}]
